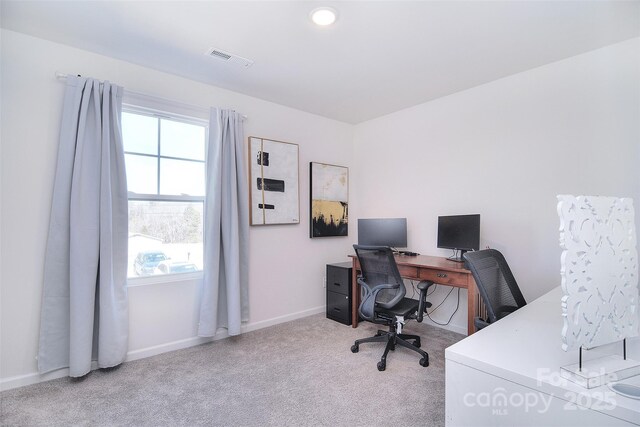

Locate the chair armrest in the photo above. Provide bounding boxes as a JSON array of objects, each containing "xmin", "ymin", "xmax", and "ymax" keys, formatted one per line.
[
  {"xmin": 475, "ymin": 306, "xmax": 519, "ymax": 331},
  {"xmin": 496, "ymin": 305, "xmax": 520, "ymax": 320},
  {"xmin": 416, "ymin": 280, "xmax": 434, "ymax": 323},
  {"xmin": 474, "ymin": 317, "xmax": 490, "ymax": 330},
  {"xmin": 417, "ymin": 281, "xmax": 433, "ymax": 291},
  {"xmin": 357, "ymin": 277, "xmax": 396, "ymax": 293},
  {"xmin": 357, "ymin": 279, "xmax": 397, "ymax": 322},
  {"xmin": 473, "ymin": 306, "xmax": 518, "ymax": 331}
]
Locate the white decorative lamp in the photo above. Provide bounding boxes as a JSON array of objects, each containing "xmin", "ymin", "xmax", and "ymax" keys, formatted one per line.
[{"xmin": 558, "ymin": 195, "xmax": 640, "ymax": 388}]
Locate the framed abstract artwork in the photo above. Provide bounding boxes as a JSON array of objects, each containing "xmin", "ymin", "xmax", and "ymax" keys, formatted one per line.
[
  {"xmin": 310, "ymin": 162, "xmax": 348, "ymax": 238},
  {"xmin": 249, "ymin": 137, "xmax": 300, "ymax": 225}
]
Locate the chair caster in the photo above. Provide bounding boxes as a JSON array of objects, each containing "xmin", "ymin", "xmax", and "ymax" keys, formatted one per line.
[
  {"xmin": 377, "ymin": 361, "xmax": 386, "ymax": 371},
  {"xmin": 351, "ymin": 344, "xmax": 359, "ymax": 353},
  {"xmin": 419, "ymin": 356, "xmax": 429, "ymax": 367}
]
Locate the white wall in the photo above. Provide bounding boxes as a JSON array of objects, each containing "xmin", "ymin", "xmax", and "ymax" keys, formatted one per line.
[
  {"xmin": 352, "ymin": 37, "xmax": 640, "ymax": 334},
  {"xmin": 0, "ymin": 30, "xmax": 354, "ymax": 389}
]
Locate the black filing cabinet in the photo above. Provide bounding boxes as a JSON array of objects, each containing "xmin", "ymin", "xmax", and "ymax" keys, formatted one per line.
[{"xmin": 326, "ymin": 262, "xmax": 352, "ymax": 325}]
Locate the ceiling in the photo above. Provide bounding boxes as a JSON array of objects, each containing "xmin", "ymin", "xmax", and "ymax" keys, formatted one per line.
[{"xmin": 2, "ymin": 1, "xmax": 639, "ymax": 124}]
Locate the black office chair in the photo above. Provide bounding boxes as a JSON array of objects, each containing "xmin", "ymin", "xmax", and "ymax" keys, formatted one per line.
[
  {"xmin": 351, "ymin": 245, "xmax": 433, "ymax": 371},
  {"xmin": 463, "ymin": 249, "xmax": 526, "ymax": 330}
]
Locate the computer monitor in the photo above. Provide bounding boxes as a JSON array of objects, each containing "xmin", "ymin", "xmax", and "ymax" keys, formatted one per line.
[
  {"xmin": 357, "ymin": 218, "xmax": 408, "ymax": 248},
  {"xmin": 437, "ymin": 214, "xmax": 480, "ymax": 262}
]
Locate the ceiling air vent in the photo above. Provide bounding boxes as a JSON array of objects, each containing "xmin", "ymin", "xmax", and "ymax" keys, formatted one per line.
[{"xmin": 206, "ymin": 47, "xmax": 254, "ymax": 68}]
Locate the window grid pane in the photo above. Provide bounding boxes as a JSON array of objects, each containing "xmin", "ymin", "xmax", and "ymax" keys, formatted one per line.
[
  {"xmin": 125, "ymin": 154, "xmax": 158, "ymax": 195},
  {"xmin": 122, "ymin": 112, "xmax": 159, "ymax": 155},
  {"xmin": 159, "ymin": 158, "xmax": 205, "ymax": 197},
  {"xmin": 123, "ymin": 111, "xmax": 206, "ymax": 197},
  {"xmin": 122, "ymin": 108, "xmax": 207, "ymax": 279},
  {"xmin": 160, "ymin": 118, "xmax": 206, "ymax": 161}
]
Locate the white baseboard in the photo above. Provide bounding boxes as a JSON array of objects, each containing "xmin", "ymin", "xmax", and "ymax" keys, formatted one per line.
[
  {"xmin": 1, "ymin": 370, "xmax": 67, "ymax": 392},
  {"xmin": 0, "ymin": 360, "xmax": 99, "ymax": 392},
  {"xmin": 422, "ymin": 318, "xmax": 468, "ymax": 336},
  {"xmin": 124, "ymin": 336, "xmax": 215, "ymax": 362},
  {"xmin": 0, "ymin": 306, "xmax": 325, "ymax": 392},
  {"xmin": 125, "ymin": 305, "xmax": 325, "ymax": 362},
  {"xmin": 240, "ymin": 305, "xmax": 325, "ymax": 333}
]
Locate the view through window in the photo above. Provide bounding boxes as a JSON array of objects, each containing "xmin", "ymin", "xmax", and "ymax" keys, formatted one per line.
[{"xmin": 122, "ymin": 108, "xmax": 206, "ymax": 278}]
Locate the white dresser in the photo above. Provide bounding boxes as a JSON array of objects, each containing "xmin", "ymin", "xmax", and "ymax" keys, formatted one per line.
[{"xmin": 445, "ymin": 287, "xmax": 640, "ymax": 426}]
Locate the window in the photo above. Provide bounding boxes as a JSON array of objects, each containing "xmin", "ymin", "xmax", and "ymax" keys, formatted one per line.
[{"xmin": 122, "ymin": 107, "xmax": 207, "ymax": 279}]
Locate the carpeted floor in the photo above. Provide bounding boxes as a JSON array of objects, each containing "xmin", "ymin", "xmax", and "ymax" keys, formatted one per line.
[{"xmin": 0, "ymin": 314, "xmax": 463, "ymax": 426}]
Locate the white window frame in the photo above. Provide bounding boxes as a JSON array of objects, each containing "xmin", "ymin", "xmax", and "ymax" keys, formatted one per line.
[{"xmin": 123, "ymin": 103, "xmax": 209, "ymax": 287}]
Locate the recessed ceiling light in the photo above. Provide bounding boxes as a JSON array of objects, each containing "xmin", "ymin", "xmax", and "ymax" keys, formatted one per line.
[{"xmin": 310, "ymin": 7, "xmax": 338, "ymax": 26}]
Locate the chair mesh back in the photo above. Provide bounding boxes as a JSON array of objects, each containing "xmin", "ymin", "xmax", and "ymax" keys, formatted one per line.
[
  {"xmin": 353, "ymin": 245, "xmax": 405, "ymax": 306},
  {"xmin": 464, "ymin": 249, "xmax": 526, "ymax": 324}
]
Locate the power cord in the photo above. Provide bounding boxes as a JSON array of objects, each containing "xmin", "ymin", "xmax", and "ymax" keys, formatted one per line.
[
  {"xmin": 408, "ymin": 280, "xmax": 416, "ymax": 299},
  {"xmin": 428, "ymin": 286, "xmax": 454, "ymax": 314},
  {"xmin": 425, "ymin": 287, "xmax": 461, "ymax": 326},
  {"xmin": 409, "ymin": 280, "xmax": 459, "ymax": 325}
]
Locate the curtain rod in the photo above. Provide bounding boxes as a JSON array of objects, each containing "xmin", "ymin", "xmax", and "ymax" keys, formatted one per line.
[{"xmin": 54, "ymin": 72, "xmax": 247, "ymax": 120}]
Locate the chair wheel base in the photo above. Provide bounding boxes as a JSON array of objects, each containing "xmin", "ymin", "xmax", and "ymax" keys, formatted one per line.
[
  {"xmin": 419, "ymin": 356, "xmax": 429, "ymax": 367},
  {"xmin": 351, "ymin": 344, "xmax": 359, "ymax": 353},
  {"xmin": 377, "ymin": 361, "xmax": 386, "ymax": 371}
]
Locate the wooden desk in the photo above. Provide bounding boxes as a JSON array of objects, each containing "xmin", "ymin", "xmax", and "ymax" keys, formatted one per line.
[{"xmin": 349, "ymin": 254, "xmax": 479, "ymax": 335}]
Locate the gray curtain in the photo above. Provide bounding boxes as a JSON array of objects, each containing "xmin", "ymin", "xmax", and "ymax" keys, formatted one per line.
[
  {"xmin": 38, "ymin": 76, "xmax": 129, "ymax": 377},
  {"xmin": 198, "ymin": 108, "xmax": 249, "ymax": 337}
]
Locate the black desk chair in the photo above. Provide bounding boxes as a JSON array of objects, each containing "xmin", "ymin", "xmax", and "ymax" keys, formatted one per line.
[
  {"xmin": 351, "ymin": 245, "xmax": 433, "ymax": 371},
  {"xmin": 463, "ymin": 249, "xmax": 526, "ymax": 330}
]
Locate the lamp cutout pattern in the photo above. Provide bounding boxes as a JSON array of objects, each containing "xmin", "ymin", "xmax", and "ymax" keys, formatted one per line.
[{"xmin": 558, "ymin": 195, "xmax": 639, "ymax": 351}]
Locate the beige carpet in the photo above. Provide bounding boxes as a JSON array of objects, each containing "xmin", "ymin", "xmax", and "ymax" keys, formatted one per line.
[{"xmin": 0, "ymin": 314, "xmax": 463, "ymax": 426}]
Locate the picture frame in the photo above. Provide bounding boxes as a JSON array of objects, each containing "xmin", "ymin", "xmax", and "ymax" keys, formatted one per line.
[
  {"xmin": 248, "ymin": 137, "xmax": 300, "ymax": 226},
  {"xmin": 310, "ymin": 162, "xmax": 348, "ymax": 238}
]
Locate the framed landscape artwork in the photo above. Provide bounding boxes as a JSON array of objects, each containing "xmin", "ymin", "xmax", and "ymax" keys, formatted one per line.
[
  {"xmin": 249, "ymin": 137, "xmax": 300, "ymax": 225},
  {"xmin": 310, "ymin": 162, "xmax": 348, "ymax": 238}
]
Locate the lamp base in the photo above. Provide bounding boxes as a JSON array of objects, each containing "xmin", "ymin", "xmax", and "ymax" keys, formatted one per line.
[{"xmin": 561, "ymin": 355, "xmax": 640, "ymax": 389}]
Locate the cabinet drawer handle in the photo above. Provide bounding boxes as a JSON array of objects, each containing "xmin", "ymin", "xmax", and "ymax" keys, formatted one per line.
[
  {"xmin": 333, "ymin": 282, "xmax": 342, "ymax": 287},
  {"xmin": 333, "ymin": 308, "xmax": 341, "ymax": 312},
  {"xmin": 437, "ymin": 273, "xmax": 448, "ymax": 278}
]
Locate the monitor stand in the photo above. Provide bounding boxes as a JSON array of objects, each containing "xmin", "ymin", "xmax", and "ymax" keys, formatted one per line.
[{"xmin": 447, "ymin": 249, "xmax": 467, "ymax": 263}]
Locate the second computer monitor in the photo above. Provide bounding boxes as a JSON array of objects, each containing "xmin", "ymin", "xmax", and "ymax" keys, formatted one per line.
[
  {"xmin": 437, "ymin": 214, "xmax": 480, "ymax": 252},
  {"xmin": 357, "ymin": 218, "xmax": 407, "ymax": 248}
]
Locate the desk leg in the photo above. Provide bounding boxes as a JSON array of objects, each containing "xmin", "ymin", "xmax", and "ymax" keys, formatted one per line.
[
  {"xmin": 351, "ymin": 259, "xmax": 359, "ymax": 328},
  {"xmin": 467, "ymin": 277, "xmax": 478, "ymax": 335}
]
